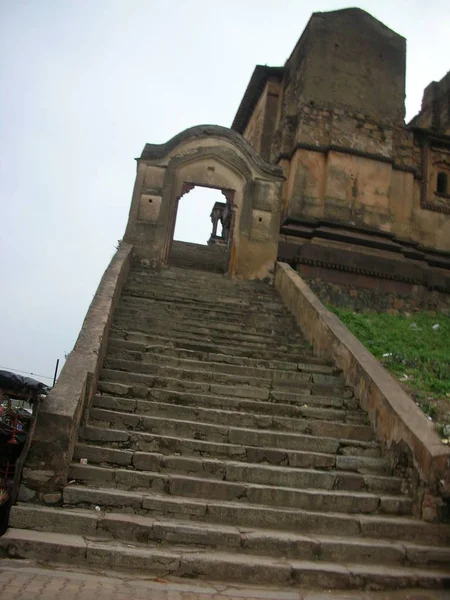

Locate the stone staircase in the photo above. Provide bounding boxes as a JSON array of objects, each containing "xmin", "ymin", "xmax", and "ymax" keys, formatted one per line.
[{"xmin": 2, "ymin": 265, "xmax": 450, "ymax": 589}]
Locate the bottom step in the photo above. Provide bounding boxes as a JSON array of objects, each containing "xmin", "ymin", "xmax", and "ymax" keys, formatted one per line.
[{"xmin": 1, "ymin": 529, "xmax": 449, "ymax": 590}]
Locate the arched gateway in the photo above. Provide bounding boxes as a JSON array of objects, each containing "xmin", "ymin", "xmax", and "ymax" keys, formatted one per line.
[{"xmin": 123, "ymin": 125, "xmax": 284, "ymax": 280}]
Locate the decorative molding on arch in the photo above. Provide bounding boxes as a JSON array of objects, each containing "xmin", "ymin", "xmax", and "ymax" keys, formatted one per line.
[{"xmin": 139, "ymin": 124, "xmax": 284, "ymax": 179}]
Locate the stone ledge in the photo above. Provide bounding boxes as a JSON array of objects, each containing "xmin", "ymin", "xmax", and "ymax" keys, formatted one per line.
[
  {"xmin": 274, "ymin": 262, "xmax": 450, "ymax": 522},
  {"xmin": 18, "ymin": 243, "xmax": 133, "ymax": 503}
]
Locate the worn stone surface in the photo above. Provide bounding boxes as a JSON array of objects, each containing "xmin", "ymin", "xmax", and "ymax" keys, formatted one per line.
[{"xmin": 1, "ymin": 562, "xmax": 448, "ymax": 600}]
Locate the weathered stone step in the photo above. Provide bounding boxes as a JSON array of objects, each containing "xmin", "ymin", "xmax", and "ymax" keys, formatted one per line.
[
  {"xmin": 71, "ymin": 447, "xmax": 397, "ymax": 493},
  {"xmin": 108, "ymin": 335, "xmax": 321, "ymax": 365},
  {"xmin": 122, "ymin": 288, "xmax": 285, "ymax": 317},
  {"xmin": 107, "ymin": 348, "xmax": 338, "ymax": 381},
  {"xmin": 10, "ymin": 505, "xmax": 450, "ymax": 569},
  {"xmin": 92, "ymin": 394, "xmax": 367, "ymax": 430},
  {"xmin": 78, "ymin": 423, "xmax": 382, "ymax": 465},
  {"xmin": 130, "ymin": 267, "xmax": 270, "ymax": 286},
  {"xmin": 112, "ymin": 322, "xmax": 312, "ymax": 353},
  {"xmin": 88, "ymin": 404, "xmax": 374, "ymax": 443},
  {"xmin": 125, "ymin": 274, "xmax": 279, "ymax": 296},
  {"xmin": 119, "ymin": 293, "xmax": 289, "ymax": 319},
  {"xmin": 102, "ymin": 357, "xmax": 342, "ymax": 390},
  {"xmin": 75, "ymin": 439, "xmax": 390, "ymax": 476},
  {"xmin": 123, "ymin": 285, "xmax": 284, "ymax": 310},
  {"xmin": 112, "ymin": 316, "xmax": 308, "ymax": 347},
  {"xmin": 2, "ymin": 528, "xmax": 448, "ymax": 589},
  {"xmin": 108, "ymin": 337, "xmax": 330, "ymax": 369},
  {"xmin": 116, "ymin": 302, "xmax": 296, "ymax": 330},
  {"xmin": 93, "ymin": 388, "xmax": 360, "ymax": 420},
  {"xmin": 99, "ymin": 370, "xmax": 346, "ymax": 403},
  {"xmin": 61, "ymin": 487, "xmax": 450, "ymax": 546},
  {"xmin": 92, "ymin": 394, "xmax": 368, "ymax": 429},
  {"xmin": 66, "ymin": 466, "xmax": 410, "ymax": 515}
]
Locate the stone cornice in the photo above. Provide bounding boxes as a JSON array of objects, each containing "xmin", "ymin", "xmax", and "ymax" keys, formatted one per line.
[{"xmin": 276, "ymin": 142, "xmax": 417, "ymax": 174}]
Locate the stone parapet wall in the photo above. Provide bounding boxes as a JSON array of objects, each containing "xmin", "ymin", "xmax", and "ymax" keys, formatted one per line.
[
  {"xmin": 17, "ymin": 243, "xmax": 133, "ymax": 504},
  {"xmin": 275, "ymin": 262, "xmax": 450, "ymax": 522}
]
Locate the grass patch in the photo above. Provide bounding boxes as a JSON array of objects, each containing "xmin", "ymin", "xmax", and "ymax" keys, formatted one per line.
[{"xmin": 328, "ymin": 308, "xmax": 450, "ymax": 428}]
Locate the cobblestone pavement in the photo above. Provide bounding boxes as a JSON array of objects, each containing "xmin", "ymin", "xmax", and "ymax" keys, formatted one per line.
[{"xmin": 0, "ymin": 560, "xmax": 448, "ymax": 600}]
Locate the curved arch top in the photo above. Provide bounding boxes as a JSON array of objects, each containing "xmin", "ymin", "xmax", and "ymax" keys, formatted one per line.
[{"xmin": 139, "ymin": 124, "xmax": 284, "ymax": 179}]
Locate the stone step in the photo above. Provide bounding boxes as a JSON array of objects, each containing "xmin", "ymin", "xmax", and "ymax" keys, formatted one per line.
[
  {"xmin": 107, "ymin": 348, "xmax": 338, "ymax": 380},
  {"xmin": 130, "ymin": 266, "xmax": 268, "ymax": 285},
  {"xmin": 99, "ymin": 369, "xmax": 347, "ymax": 402},
  {"xmin": 112, "ymin": 316, "xmax": 308, "ymax": 347},
  {"xmin": 9, "ymin": 505, "xmax": 450, "ymax": 569},
  {"xmin": 88, "ymin": 402, "xmax": 374, "ymax": 443},
  {"xmin": 79, "ymin": 425, "xmax": 382, "ymax": 464},
  {"xmin": 66, "ymin": 465, "xmax": 410, "ymax": 515},
  {"xmin": 102, "ymin": 357, "xmax": 342, "ymax": 389},
  {"xmin": 2, "ymin": 528, "xmax": 448, "ymax": 589},
  {"xmin": 122, "ymin": 288, "xmax": 285, "ymax": 314},
  {"xmin": 91, "ymin": 394, "xmax": 368, "ymax": 429},
  {"xmin": 74, "ymin": 440, "xmax": 390, "ymax": 475},
  {"xmin": 93, "ymin": 389, "xmax": 361, "ymax": 420},
  {"xmin": 107, "ymin": 337, "xmax": 329, "ymax": 369},
  {"xmin": 107, "ymin": 335, "xmax": 322, "ymax": 365},
  {"xmin": 116, "ymin": 302, "xmax": 296, "ymax": 329},
  {"xmin": 123, "ymin": 285, "xmax": 286, "ymax": 310},
  {"xmin": 71, "ymin": 446, "xmax": 398, "ymax": 493},
  {"xmin": 61, "ymin": 487, "xmax": 449, "ymax": 546},
  {"xmin": 112, "ymin": 322, "xmax": 312, "ymax": 354},
  {"xmin": 125, "ymin": 273, "xmax": 279, "ymax": 295},
  {"xmin": 119, "ymin": 293, "xmax": 289, "ymax": 319}
]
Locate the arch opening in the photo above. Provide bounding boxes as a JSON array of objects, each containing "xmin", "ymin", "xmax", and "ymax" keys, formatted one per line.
[{"xmin": 173, "ymin": 186, "xmax": 227, "ymax": 246}]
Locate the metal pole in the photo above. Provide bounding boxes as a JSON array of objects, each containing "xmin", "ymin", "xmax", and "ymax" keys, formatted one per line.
[{"xmin": 52, "ymin": 359, "xmax": 60, "ymax": 387}]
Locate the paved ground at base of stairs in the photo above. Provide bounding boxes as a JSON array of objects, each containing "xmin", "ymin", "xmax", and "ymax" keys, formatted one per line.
[{"xmin": 0, "ymin": 561, "xmax": 448, "ymax": 600}]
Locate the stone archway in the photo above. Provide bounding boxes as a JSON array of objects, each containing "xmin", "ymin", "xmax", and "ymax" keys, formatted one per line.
[{"xmin": 124, "ymin": 125, "xmax": 284, "ymax": 280}]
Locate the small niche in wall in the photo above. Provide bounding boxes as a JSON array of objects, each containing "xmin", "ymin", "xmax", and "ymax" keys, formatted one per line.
[{"xmin": 437, "ymin": 171, "xmax": 448, "ymax": 195}]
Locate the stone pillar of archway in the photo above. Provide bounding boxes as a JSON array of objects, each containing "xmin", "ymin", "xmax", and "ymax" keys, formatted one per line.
[{"xmin": 123, "ymin": 125, "xmax": 284, "ymax": 280}]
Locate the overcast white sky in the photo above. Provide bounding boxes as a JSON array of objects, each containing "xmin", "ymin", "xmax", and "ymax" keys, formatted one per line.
[{"xmin": 0, "ymin": 1, "xmax": 449, "ymax": 385}]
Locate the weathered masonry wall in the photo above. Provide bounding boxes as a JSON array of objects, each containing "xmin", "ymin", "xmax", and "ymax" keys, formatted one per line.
[
  {"xmin": 275, "ymin": 262, "xmax": 450, "ymax": 522},
  {"xmin": 232, "ymin": 9, "xmax": 450, "ymax": 261},
  {"xmin": 301, "ymin": 272, "xmax": 450, "ymax": 314}
]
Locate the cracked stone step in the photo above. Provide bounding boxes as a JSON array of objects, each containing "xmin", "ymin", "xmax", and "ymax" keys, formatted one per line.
[
  {"xmin": 99, "ymin": 370, "xmax": 347, "ymax": 402},
  {"xmin": 87, "ymin": 407, "xmax": 375, "ymax": 444},
  {"xmin": 74, "ymin": 440, "xmax": 390, "ymax": 475},
  {"xmin": 94, "ymin": 385, "xmax": 359, "ymax": 415},
  {"xmin": 123, "ymin": 285, "xmax": 287, "ymax": 310},
  {"xmin": 9, "ymin": 505, "xmax": 450, "ymax": 569},
  {"xmin": 60, "ymin": 487, "xmax": 450, "ymax": 546},
  {"xmin": 112, "ymin": 324, "xmax": 313, "ymax": 355},
  {"xmin": 103, "ymin": 357, "xmax": 342, "ymax": 390},
  {"xmin": 106, "ymin": 349, "xmax": 339, "ymax": 381},
  {"xmin": 79, "ymin": 424, "xmax": 381, "ymax": 460},
  {"xmin": 119, "ymin": 295, "xmax": 291, "ymax": 322},
  {"xmin": 112, "ymin": 317, "xmax": 309, "ymax": 348},
  {"xmin": 2, "ymin": 529, "xmax": 448, "ymax": 589},
  {"xmin": 91, "ymin": 394, "xmax": 368, "ymax": 429},
  {"xmin": 107, "ymin": 338, "xmax": 331, "ymax": 370},
  {"xmin": 107, "ymin": 335, "xmax": 322, "ymax": 364},
  {"xmin": 66, "ymin": 466, "xmax": 411, "ymax": 515},
  {"xmin": 115, "ymin": 306, "xmax": 300, "ymax": 337},
  {"xmin": 70, "ymin": 448, "xmax": 398, "ymax": 493}
]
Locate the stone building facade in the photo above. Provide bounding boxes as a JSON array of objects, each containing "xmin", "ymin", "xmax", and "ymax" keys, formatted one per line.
[{"xmin": 232, "ymin": 8, "xmax": 450, "ymax": 307}]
